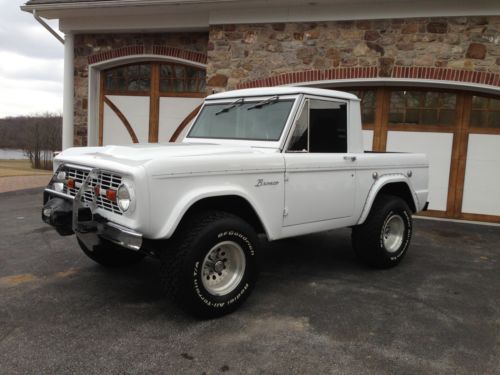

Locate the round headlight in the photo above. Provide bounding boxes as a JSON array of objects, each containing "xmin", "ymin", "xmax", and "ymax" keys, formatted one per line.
[{"xmin": 117, "ymin": 183, "xmax": 132, "ymax": 212}]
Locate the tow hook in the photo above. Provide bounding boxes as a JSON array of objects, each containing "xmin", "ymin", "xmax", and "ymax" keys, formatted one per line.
[{"xmin": 42, "ymin": 198, "xmax": 74, "ymax": 235}]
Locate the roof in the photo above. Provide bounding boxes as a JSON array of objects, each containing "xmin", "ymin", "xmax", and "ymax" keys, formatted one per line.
[
  {"xmin": 26, "ymin": 0, "xmax": 111, "ymax": 3},
  {"xmin": 207, "ymin": 87, "xmax": 359, "ymax": 101},
  {"xmin": 25, "ymin": 0, "xmax": 244, "ymax": 4}
]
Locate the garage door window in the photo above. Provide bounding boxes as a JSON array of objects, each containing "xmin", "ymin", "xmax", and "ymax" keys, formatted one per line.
[
  {"xmin": 104, "ymin": 64, "xmax": 151, "ymax": 93},
  {"xmin": 159, "ymin": 64, "xmax": 206, "ymax": 93},
  {"xmin": 389, "ymin": 90, "xmax": 457, "ymax": 126},
  {"xmin": 470, "ymin": 95, "xmax": 500, "ymax": 128},
  {"xmin": 345, "ymin": 89, "xmax": 376, "ymax": 125}
]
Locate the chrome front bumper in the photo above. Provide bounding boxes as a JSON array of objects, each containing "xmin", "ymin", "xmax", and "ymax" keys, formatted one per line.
[{"xmin": 43, "ymin": 166, "xmax": 143, "ymax": 251}]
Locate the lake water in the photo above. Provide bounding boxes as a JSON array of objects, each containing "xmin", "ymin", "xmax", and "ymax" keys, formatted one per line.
[{"xmin": 0, "ymin": 149, "xmax": 27, "ymax": 160}]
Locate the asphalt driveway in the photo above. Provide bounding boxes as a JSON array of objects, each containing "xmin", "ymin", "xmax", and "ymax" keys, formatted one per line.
[{"xmin": 0, "ymin": 188, "xmax": 499, "ymax": 374}]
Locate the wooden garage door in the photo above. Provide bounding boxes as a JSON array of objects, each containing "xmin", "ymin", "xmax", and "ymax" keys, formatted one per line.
[
  {"xmin": 99, "ymin": 62, "xmax": 205, "ymax": 146},
  {"xmin": 342, "ymin": 87, "xmax": 500, "ymax": 223}
]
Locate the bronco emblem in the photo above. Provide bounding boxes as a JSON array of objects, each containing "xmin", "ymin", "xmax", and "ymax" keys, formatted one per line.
[{"xmin": 255, "ymin": 179, "xmax": 279, "ymax": 187}]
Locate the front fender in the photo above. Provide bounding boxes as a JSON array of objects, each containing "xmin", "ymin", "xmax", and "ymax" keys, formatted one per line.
[
  {"xmin": 356, "ymin": 174, "xmax": 419, "ymax": 225},
  {"xmin": 156, "ymin": 186, "xmax": 274, "ymax": 240}
]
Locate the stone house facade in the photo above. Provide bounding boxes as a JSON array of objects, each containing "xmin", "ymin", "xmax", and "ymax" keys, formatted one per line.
[{"xmin": 21, "ymin": 0, "xmax": 500, "ymax": 223}]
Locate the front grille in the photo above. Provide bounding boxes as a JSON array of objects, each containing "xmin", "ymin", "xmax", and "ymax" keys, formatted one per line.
[
  {"xmin": 62, "ymin": 165, "xmax": 123, "ymax": 215},
  {"xmin": 65, "ymin": 167, "xmax": 89, "ymax": 197}
]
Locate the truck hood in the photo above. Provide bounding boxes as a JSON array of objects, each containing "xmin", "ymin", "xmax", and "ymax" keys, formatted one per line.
[{"xmin": 54, "ymin": 143, "xmax": 282, "ymax": 174}]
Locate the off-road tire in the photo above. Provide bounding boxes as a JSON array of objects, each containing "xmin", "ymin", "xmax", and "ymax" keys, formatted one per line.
[
  {"xmin": 160, "ymin": 210, "xmax": 259, "ymax": 319},
  {"xmin": 77, "ymin": 237, "xmax": 146, "ymax": 267},
  {"xmin": 352, "ymin": 194, "xmax": 412, "ymax": 269}
]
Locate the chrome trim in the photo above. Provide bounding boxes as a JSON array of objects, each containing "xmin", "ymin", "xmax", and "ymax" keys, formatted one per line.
[
  {"xmin": 64, "ymin": 163, "xmax": 92, "ymax": 171},
  {"xmin": 44, "ymin": 188, "xmax": 75, "ymax": 200},
  {"xmin": 102, "ymin": 222, "xmax": 142, "ymax": 251}
]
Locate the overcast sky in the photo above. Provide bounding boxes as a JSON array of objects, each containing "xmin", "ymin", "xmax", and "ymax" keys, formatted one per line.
[{"xmin": 0, "ymin": 0, "xmax": 64, "ymax": 118}]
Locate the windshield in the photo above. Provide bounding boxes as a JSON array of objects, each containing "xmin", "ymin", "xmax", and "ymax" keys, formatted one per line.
[{"xmin": 187, "ymin": 99, "xmax": 295, "ymax": 141}]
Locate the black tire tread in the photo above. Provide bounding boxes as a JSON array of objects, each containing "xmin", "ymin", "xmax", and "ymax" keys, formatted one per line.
[
  {"xmin": 352, "ymin": 194, "xmax": 411, "ymax": 269},
  {"xmin": 159, "ymin": 210, "xmax": 248, "ymax": 315}
]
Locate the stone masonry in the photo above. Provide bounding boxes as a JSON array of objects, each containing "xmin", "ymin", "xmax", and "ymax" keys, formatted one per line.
[
  {"xmin": 207, "ymin": 16, "xmax": 500, "ymax": 91},
  {"xmin": 73, "ymin": 32, "xmax": 208, "ymax": 146},
  {"xmin": 72, "ymin": 17, "xmax": 500, "ymax": 146}
]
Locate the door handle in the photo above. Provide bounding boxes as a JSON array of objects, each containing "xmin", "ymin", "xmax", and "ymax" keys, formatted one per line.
[{"xmin": 343, "ymin": 155, "xmax": 357, "ymax": 162}]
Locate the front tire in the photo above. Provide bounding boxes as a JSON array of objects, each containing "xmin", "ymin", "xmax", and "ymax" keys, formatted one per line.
[
  {"xmin": 160, "ymin": 211, "xmax": 259, "ymax": 319},
  {"xmin": 77, "ymin": 237, "xmax": 146, "ymax": 267},
  {"xmin": 352, "ymin": 194, "xmax": 413, "ymax": 269}
]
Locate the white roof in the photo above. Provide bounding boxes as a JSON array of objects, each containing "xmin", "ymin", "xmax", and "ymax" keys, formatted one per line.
[{"xmin": 207, "ymin": 87, "xmax": 359, "ymax": 101}]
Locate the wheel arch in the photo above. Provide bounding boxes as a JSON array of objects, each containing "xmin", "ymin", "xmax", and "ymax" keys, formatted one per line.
[
  {"xmin": 357, "ymin": 175, "xmax": 418, "ymax": 225},
  {"xmin": 162, "ymin": 192, "xmax": 271, "ymax": 240},
  {"xmin": 182, "ymin": 195, "xmax": 266, "ymax": 233}
]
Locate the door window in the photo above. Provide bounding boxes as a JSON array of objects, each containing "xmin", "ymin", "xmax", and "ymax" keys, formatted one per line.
[{"xmin": 288, "ymin": 99, "xmax": 348, "ymax": 153}]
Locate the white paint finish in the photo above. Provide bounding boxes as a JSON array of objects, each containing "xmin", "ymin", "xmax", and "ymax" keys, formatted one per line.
[
  {"xmin": 62, "ymin": 32, "xmax": 74, "ymax": 149},
  {"xmin": 59, "ymin": 12, "xmax": 209, "ymax": 32},
  {"xmin": 209, "ymin": 1, "xmax": 500, "ymax": 25},
  {"xmin": 55, "ymin": 142, "xmax": 428, "ymax": 239},
  {"xmin": 158, "ymin": 97, "xmax": 203, "ymax": 142},
  {"xmin": 208, "ymin": 87, "xmax": 358, "ymax": 101},
  {"xmin": 386, "ymin": 131, "xmax": 452, "ymax": 211},
  {"xmin": 284, "ymin": 153, "xmax": 356, "ymax": 226},
  {"xmin": 103, "ymin": 105, "xmax": 136, "ymax": 146},
  {"xmin": 462, "ymin": 134, "xmax": 500, "ymax": 216},
  {"xmin": 363, "ymin": 130, "xmax": 373, "ymax": 151},
  {"xmin": 27, "ymin": 0, "xmax": 500, "ymax": 29},
  {"xmin": 103, "ymin": 95, "xmax": 150, "ymax": 145},
  {"xmin": 54, "ymin": 92, "xmax": 429, "ymax": 240}
]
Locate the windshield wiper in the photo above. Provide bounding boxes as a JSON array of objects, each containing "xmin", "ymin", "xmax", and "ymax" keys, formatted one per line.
[
  {"xmin": 215, "ymin": 98, "xmax": 244, "ymax": 115},
  {"xmin": 247, "ymin": 96, "xmax": 279, "ymax": 110}
]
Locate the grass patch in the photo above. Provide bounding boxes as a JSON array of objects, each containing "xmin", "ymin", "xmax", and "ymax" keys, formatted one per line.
[{"xmin": 0, "ymin": 160, "xmax": 52, "ymax": 177}]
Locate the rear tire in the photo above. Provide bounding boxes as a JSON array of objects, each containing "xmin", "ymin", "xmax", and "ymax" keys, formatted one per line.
[
  {"xmin": 160, "ymin": 210, "xmax": 259, "ymax": 319},
  {"xmin": 77, "ymin": 237, "xmax": 146, "ymax": 267},
  {"xmin": 352, "ymin": 194, "xmax": 412, "ymax": 269}
]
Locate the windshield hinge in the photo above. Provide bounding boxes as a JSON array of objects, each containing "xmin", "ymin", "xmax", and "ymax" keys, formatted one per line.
[{"xmin": 283, "ymin": 207, "xmax": 289, "ymax": 217}]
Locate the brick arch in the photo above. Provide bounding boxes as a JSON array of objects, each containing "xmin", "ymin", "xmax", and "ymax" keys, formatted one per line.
[
  {"xmin": 88, "ymin": 45, "xmax": 207, "ymax": 65},
  {"xmin": 236, "ymin": 66, "xmax": 500, "ymax": 89}
]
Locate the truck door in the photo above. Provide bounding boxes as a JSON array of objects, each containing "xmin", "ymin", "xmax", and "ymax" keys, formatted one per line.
[{"xmin": 283, "ymin": 98, "xmax": 357, "ymax": 226}]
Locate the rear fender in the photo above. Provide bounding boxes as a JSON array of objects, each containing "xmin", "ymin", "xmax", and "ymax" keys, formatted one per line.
[{"xmin": 357, "ymin": 174, "xmax": 419, "ymax": 225}]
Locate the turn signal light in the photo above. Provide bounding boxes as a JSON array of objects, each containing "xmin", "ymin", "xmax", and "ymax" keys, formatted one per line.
[
  {"xmin": 67, "ymin": 179, "xmax": 75, "ymax": 189},
  {"xmin": 106, "ymin": 189, "xmax": 117, "ymax": 202}
]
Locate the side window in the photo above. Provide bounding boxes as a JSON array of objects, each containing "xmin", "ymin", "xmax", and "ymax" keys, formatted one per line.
[{"xmin": 287, "ymin": 99, "xmax": 348, "ymax": 153}]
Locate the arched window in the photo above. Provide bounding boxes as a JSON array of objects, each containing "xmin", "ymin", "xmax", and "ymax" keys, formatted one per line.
[{"xmin": 103, "ymin": 62, "xmax": 206, "ymax": 96}]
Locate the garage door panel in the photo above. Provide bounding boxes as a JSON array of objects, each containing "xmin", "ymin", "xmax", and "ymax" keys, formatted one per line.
[
  {"xmin": 386, "ymin": 131, "xmax": 453, "ymax": 212},
  {"xmin": 461, "ymin": 134, "xmax": 500, "ymax": 216},
  {"xmin": 103, "ymin": 104, "xmax": 137, "ymax": 146},
  {"xmin": 362, "ymin": 130, "xmax": 373, "ymax": 151},
  {"xmin": 158, "ymin": 97, "xmax": 203, "ymax": 142},
  {"xmin": 104, "ymin": 96, "xmax": 150, "ymax": 145}
]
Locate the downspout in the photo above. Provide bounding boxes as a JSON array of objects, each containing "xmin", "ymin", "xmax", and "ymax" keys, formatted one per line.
[
  {"xmin": 32, "ymin": 10, "xmax": 74, "ymax": 150},
  {"xmin": 33, "ymin": 10, "xmax": 64, "ymax": 44}
]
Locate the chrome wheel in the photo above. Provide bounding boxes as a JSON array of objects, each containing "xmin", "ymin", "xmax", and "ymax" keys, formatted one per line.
[
  {"xmin": 201, "ymin": 241, "xmax": 246, "ymax": 296},
  {"xmin": 382, "ymin": 214, "xmax": 405, "ymax": 253}
]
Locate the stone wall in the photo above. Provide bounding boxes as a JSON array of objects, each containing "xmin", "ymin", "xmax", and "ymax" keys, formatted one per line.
[
  {"xmin": 73, "ymin": 32, "xmax": 208, "ymax": 146},
  {"xmin": 207, "ymin": 16, "xmax": 500, "ymax": 91}
]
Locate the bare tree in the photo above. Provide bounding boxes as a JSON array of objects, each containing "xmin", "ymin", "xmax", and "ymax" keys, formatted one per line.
[{"xmin": 0, "ymin": 113, "xmax": 62, "ymax": 170}]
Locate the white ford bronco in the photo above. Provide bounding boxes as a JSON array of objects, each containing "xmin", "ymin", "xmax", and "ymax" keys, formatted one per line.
[{"xmin": 42, "ymin": 87, "xmax": 429, "ymax": 318}]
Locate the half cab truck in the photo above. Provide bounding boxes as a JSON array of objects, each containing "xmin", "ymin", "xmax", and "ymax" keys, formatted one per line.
[{"xmin": 42, "ymin": 87, "xmax": 429, "ymax": 318}]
